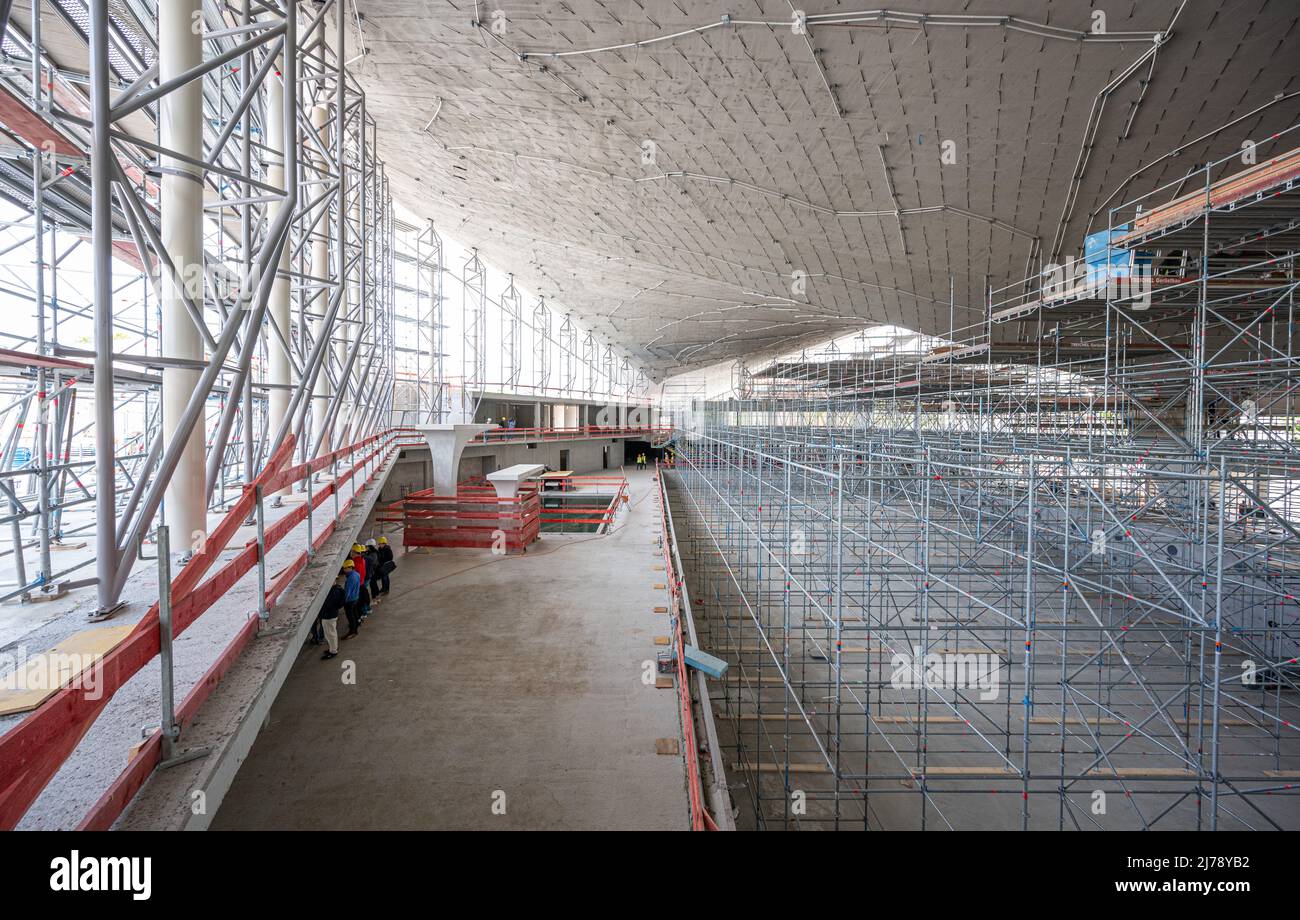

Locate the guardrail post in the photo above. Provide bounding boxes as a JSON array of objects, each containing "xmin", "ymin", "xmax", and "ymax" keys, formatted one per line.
[
  {"xmin": 156, "ymin": 524, "xmax": 179, "ymax": 761},
  {"xmin": 305, "ymin": 469, "xmax": 314, "ymax": 559},
  {"xmin": 332, "ymin": 457, "xmax": 340, "ymax": 520},
  {"xmin": 255, "ymin": 485, "xmax": 268, "ymax": 628}
]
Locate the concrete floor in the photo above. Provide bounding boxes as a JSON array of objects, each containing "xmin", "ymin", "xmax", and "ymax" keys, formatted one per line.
[{"xmin": 213, "ymin": 468, "xmax": 690, "ymax": 830}]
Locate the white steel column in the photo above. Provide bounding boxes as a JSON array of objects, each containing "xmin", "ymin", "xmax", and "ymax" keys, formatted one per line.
[
  {"xmin": 266, "ymin": 58, "xmax": 292, "ymax": 497},
  {"xmin": 310, "ymin": 103, "xmax": 331, "ymax": 450},
  {"xmin": 431, "ymin": 233, "xmax": 447, "ymax": 421},
  {"xmin": 159, "ymin": 0, "xmax": 207, "ymax": 550},
  {"xmin": 90, "ymin": 0, "xmax": 116, "ymax": 611}
]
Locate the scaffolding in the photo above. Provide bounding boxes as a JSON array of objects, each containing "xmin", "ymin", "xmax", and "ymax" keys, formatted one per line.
[
  {"xmin": 663, "ymin": 130, "xmax": 1300, "ymax": 830},
  {"xmin": 0, "ymin": 0, "xmax": 652, "ymax": 615}
]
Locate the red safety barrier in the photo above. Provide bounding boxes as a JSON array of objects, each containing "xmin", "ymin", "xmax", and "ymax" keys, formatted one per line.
[
  {"xmin": 384, "ymin": 487, "xmax": 541, "ymax": 552},
  {"xmin": 0, "ymin": 427, "xmax": 414, "ymax": 831},
  {"xmin": 653, "ymin": 462, "xmax": 718, "ymax": 831},
  {"xmin": 536, "ymin": 475, "xmax": 629, "ymax": 529}
]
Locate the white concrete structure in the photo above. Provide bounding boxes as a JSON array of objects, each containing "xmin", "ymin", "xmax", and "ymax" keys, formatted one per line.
[
  {"xmin": 414, "ymin": 423, "xmax": 492, "ymax": 495},
  {"xmin": 485, "ymin": 464, "xmax": 545, "ymax": 500},
  {"xmin": 158, "ymin": 0, "xmax": 207, "ymax": 548}
]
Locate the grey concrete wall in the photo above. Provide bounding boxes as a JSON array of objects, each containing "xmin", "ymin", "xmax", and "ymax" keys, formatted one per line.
[
  {"xmin": 461, "ymin": 437, "xmax": 619, "ymax": 476},
  {"xmin": 380, "ymin": 437, "xmax": 630, "ymax": 503},
  {"xmin": 379, "ymin": 455, "xmax": 432, "ymax": 504}
]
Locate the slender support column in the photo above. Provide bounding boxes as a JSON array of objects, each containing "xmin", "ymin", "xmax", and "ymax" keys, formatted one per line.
[
  {"xmin": 267, "ymin": 54, "xmax": 292, "ymax": 498},
  {"xmin": 90, "ymin": 0, "xmax": 117, "ymax": 611},
  {"xmin": 159, "ymin": 0, "xmax": 208, "ymax": 552},
  {"xmin": 331, "ymin": 3, "xmax": 347, "ymax": 454},
  {"xmin": 30, "ymin": 0, "xmax": 52, "ymax": 596},
  {"xmin": 310, "ymin": 103, "xmax": 331, "ymax": 452}
]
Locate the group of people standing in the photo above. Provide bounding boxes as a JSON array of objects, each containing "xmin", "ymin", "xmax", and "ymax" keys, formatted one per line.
[{"xmin": 314, "ymin": 536, "xmax": 397, "ymax": 660}]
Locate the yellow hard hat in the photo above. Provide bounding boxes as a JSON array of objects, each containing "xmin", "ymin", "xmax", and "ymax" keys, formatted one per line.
[
  {"xmin": 352, "ymin": 543, "xmax": 364, "ymax": 553},
  {"xmin": 377, "ymin": 536, "xmax": 388, "ymax": 545},
  {"xmin": 343, "ymin": 559, "xmax": 355, "ymax": 569}
]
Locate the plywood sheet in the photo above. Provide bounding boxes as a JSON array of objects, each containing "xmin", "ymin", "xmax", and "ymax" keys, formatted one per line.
[{"xmin": 0, "ymin": 625, "xmax": 134, "ymax": 716}]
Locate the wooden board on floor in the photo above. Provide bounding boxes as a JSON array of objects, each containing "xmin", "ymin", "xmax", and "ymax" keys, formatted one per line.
[
  {"xmin": 653, "ymin": 636, "xmax": 671, "ymax": 646},
  {"xmin": 739, "ymin": 762, "xmax": 831, "ymax": 774},
  {"xmin": 1084, "ymin": 768, "xmax": 1197, "ymax": 778},
  {"xmin": 655, "ymin": 675, "xmax": 674, "ymax": 689},
  {"xmin": 0, "ymin": 625, "xmax": 134, "ymax": 715},
  {"xmin": 655, "ymin": 737, "xmax": 681, "ymax": 755},
  {"xmin": 910, "ymin": 766, "xmax": 1017, "ymax": 776}
]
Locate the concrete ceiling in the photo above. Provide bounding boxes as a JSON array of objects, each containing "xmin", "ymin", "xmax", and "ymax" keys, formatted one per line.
[{"xmin": 348, "ymin": 0, "xmax": 1300, "ymax": 379}]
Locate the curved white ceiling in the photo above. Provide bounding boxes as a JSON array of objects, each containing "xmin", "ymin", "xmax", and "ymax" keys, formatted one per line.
[{"xmin": 349, "ymin": 0, "xmax": 1300, "ymax": 378}]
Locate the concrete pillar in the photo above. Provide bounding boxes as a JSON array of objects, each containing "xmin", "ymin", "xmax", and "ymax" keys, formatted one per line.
[
  {"xmin": 486, "ymin": 463, "xmax": 544, "ymax": 500},
  {"xmin": 160, "ymin": 0, "xmax": 207, "ymax": 549},
  {"xmin": 266, "ymin": 58, "xmax": 292, "ymax": 497},
  {"xmin": 416, "ymin": 424, "xmax": 492, "ymax": 495},
  {"xmin": 310, "ymin": 104, "xmax": 331, "ymax": 450}
]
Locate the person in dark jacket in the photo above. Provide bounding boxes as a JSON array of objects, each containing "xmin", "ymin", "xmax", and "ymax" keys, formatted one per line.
[
  {"xmin": 363, "ymin": 540, "xmax": 381, "ymax": 605},
  {"xmin": 319, "ymin": 571, "xmax": 347, "ymax": 659},
  {"xmin": 374, "ymin": 535, "xmax": 395, "ymax": 596},
  {"xmin": 342, "ymin": 558, "xmax": 361, "ymax": 639}
]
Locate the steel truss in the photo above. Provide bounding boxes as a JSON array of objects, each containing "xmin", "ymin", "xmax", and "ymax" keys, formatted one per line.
[{"xmin": 0, "ymin": 0, "xmax": 396, "ymax": 612}]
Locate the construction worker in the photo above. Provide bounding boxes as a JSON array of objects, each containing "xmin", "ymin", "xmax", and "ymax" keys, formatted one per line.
[
  {"xmin": 636, "ymin": 452, "xmax": 646, "ymax": 470},
  {"xmin": 351, "ymin": 544, "xmax": 372, "ymax": 620},
  {"xmin": 319, "ymin": 571, "xmax": 347, "ymax": 659},
  {"xmin": 341, "ymin": 558, "xmax": 361, "ymax": 639},
  {"xmin": 363, "ymin": 539, "xmax": 381, "ymax": 605},
  {"xmin": 375, "ymin": 535, "xmax": 395, "ymax": 597}
]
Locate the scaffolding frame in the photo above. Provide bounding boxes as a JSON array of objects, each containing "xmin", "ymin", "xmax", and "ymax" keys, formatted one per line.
[{"xmin": 663, "ymin": 129, "xmax": 1300, "ymax": 830}]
